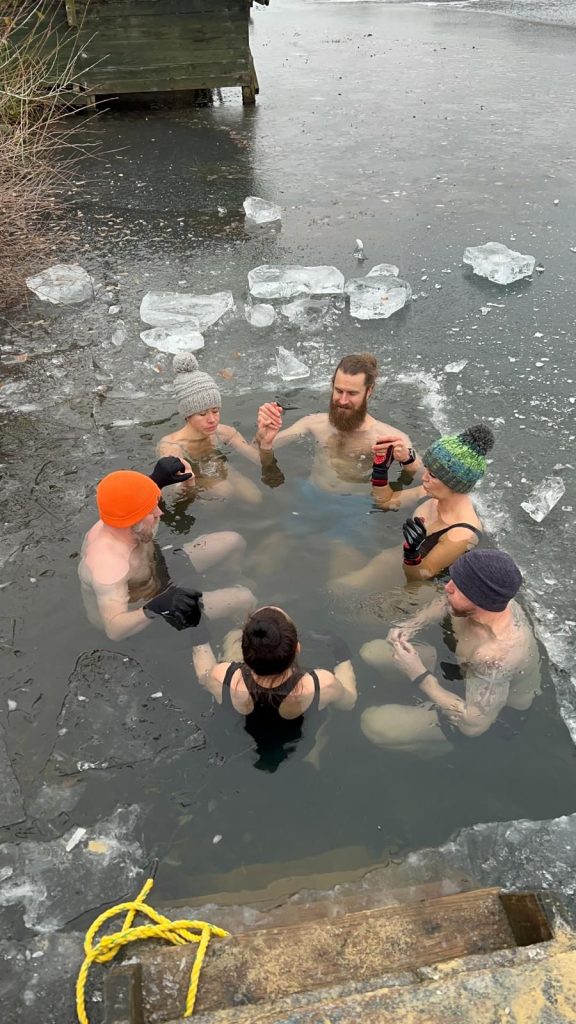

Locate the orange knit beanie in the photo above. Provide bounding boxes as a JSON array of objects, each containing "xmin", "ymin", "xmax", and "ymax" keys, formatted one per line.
[{"xmin": 96, "ymin": 471, "xmax": 161, "ymax": 528}]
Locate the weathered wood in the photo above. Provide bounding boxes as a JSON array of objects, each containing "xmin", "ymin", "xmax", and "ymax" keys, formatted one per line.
[
  {"xmin": 499, "ymin": 892, "xmax": 554, "ymax": 947},
  {"xmin": 138, "ymin": 888, "xmax": 523, "ymax": 1020},
  {"xmin": 104, "ymin": 964, "xmax": 144, "ymax": 1024}
]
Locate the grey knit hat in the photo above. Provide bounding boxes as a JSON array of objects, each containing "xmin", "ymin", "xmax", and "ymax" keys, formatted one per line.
[
  {"xmin": 449, "ymin": 549, "xmax": 522, "ymax": 612},
  {"xmin": 173, "ymin": 353, "xmax": 222, "ymax": 418}
]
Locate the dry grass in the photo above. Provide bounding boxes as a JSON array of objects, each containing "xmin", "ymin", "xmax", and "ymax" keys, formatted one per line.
[{"xmin": 0, "ymin": 2, "xmax": 87, "ymax": 309}]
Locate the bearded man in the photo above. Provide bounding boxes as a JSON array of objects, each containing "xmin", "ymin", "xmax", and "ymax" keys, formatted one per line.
[{"xmin": 255, "ymin": 353, "xmax": 421, "ymax": 494}]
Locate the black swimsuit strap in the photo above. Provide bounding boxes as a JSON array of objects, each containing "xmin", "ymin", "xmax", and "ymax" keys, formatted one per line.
[
  {"xmin": 431, "ymin": 523, "xmax": 482, "ymax": 539},
  {"xmin": 309, "ymin": 670, "xmax": 321, "ymax": 708}
]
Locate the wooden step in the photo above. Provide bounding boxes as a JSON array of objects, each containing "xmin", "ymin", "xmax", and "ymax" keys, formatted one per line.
[{"xmin": 120, "ymin": 889, "xmax": 552, "ymax": 1024}]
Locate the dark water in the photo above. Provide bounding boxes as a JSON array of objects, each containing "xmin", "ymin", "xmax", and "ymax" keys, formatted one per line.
[
  {"xmin": 1, "ymin": 0, "xmax": 576, "ymax": 907},
  {"xmin": 1, "ymin": 386, "xmax": 575, "ymax": 903}
]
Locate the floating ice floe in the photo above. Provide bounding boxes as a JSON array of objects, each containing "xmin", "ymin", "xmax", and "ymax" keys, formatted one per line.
[
  {"xmin": 345, "ymin": 265, "xmax": 411, "ymax": 320},
  {"xmin": 140, "ymin": 326, "xmax": 205, "ymax": 354},
  {"xmin": 353, "ymin": 239, "xmax": 366, "ymax": 261},
  {"xmin": 244, "ymin": 303, "xmax": 277, "ymax": 327},
  {"xmin": 444, "ymin": 359, "xmax": 468, "ymax": 374},
  {"xmin": 243, "ymin": 196, "xmax": 282, "ymax": 224},
  {"xmin": 520, "ymin": 476, "xmax": 566, "ymax": 523},
  {"xmin": 463, "ymin": 242, "xmax": 536, "ymax": 285},
  {"xmin": 26, "ymin": 264, "xmax": 96, "ymax": 305},
  {"xmin": 276, "ymin": 346, "xmax": 310, "ymax": 381},
  {"xmin": 140, "ymin": 291, "xmax": 234, "ymax": 330},
  {"xmin": 111, "ymin": 321, "xmax": 127, "ymax": 347},
  {"xmin": 248, "ymin": 265, "xmax": 345, "ymax": 300}
]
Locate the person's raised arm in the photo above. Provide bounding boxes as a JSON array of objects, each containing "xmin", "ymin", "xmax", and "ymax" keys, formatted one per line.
[
  {"xmin": 219, "ymin": 424, "xmax": 285, "ymax": 489},
  {"xmin": 370, "ymin": 438, "xmax": 424, "ymax": 509},
  {"xmin": 255, "ymin": 403, "xmax": 315, "ymax": 451}
]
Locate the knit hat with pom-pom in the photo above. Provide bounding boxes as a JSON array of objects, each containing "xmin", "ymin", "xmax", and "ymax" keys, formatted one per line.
[
  {"xmin": 172, "ymin": 353, "xmax": 222, "ymax": 418},
  {"xmin": 422, "ymin": 423, "xmax": 494, "ymax": 494}
]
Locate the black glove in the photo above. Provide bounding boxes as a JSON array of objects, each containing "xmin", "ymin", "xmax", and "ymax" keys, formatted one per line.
[
  {"xmin": 143, "ymin": 585, "xmax": 203, "ymax": 630},
  {"xmin": 307, "ymin": 631, "xmax": 352, "ymax": 666},
  {"xmin": 149, "ymin": 456, "xmax": 193, "ymax": 489},
  {"xmin": 402, "ymin": 516, "xmax": 427, "ymax": 565},
  {"xmin": 371, "ymin": 444, "xmax": 394, "ymax": 487}
]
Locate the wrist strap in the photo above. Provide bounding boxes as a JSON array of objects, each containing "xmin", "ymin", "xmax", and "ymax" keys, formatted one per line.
[
  {"xmin": 403, "ymin": 552, "xmax": 422, "ymax": 566},
  {"xmin": 400, "ymin": 447, "xmax": 416, "ymax": 466},
  {"xmin": 411, "ymin": 670, "xmax": 432, "ymax": 687}
]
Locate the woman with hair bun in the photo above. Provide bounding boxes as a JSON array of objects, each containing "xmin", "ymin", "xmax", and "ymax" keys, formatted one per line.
[
  {"xmin": 334, "ymin": 424, "xmax": 494, "ymax": 589},
  {"xmin": 191, "ymin": 606, "xmax": 357, "ymax": 771},
  {"xmin": 157, "ymin": 353, "xmax": 284, "ymax": 504}
]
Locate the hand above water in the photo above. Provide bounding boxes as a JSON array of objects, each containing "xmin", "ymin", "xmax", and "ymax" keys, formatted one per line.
[
  {"xmin": 389, "ymin": 636, "xmax": 427, "ymax": 681},
  {"xmin": 257, "ymin": 402, "xmax": 283, "ymax": 449},
  {"xmin": 372, "ymin": 435, "xmax": 412, "ymax": 464},
  {"xmin": 150, "ymin": 456, "xmax": 194, "ymax": 489}
]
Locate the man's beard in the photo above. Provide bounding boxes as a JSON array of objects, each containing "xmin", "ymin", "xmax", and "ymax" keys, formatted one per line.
[
  {"xmin": 328, "ymin": 394, "xmax": 368, "ymax": 433},
  {"xmin": 133, "ymin": 520, "xmax": 159, "ymax": 544}
]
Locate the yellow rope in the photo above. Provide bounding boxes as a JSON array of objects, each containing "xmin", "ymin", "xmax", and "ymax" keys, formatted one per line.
[{"xmin": 76, "ymin": 873, "xmax": 229, "ymax": 1024}]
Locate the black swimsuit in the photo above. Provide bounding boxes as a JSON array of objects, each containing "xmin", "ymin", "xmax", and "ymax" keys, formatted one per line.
[
  {"xmin": 222, "ymin": 662, "xmax": 322, "ymax": 773},
  {"xmin": 419, "ymin": 522, "xmax": 482, "ymax": 558}
]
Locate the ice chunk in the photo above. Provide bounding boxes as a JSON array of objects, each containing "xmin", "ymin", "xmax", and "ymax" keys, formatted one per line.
[
  {"xmin": 49, "ymin": 650, "xmax": 205, "ymax": 774},
  {"xmin": 444, "ymin": 359, "xmax": 468, "ymax": 374},
  {"xmin": 463, "ymin": 242, "xmax": 535, "ymax": 285},
  {"xmin": 353, "ymin": 239, "xmax": 366, "ymax": 261},
  {"xmin": 367, "ymin": 263, "xmax": 399, "ymax": 278},
  {"xmin": 140, "ymin": 326, "xmax": 205, "ymax": 354},
  {"xmin": 0, "ymin": 806, "xmax": 145, "ymax": 931},
  {"xmin": 521, "ymin": 476, "xmax": 566, "ymax": 523},
  {"xmin": 244, "ymin": 303, "xmax": 276, "ymax": 328},
  {"xmin": 243, "ymin": 196, "xmax": 282, "ymax": 224},
  {"xmin": 26, "ymin": 264, "xmax": 96, "ymax": 305},
  {"xmin": 248, "ymin": 265, "xmax": 345, "ymax": 300},
  {"xmin": 275, "ymin": 346, "xmax": 310, "ymax": 381},
  {"xmin": 346, "ymin": 271, "xmax": 411, "ymax": 320},
  {"xmin": 140, "ymin": 291, "xmax": 234, "ymax": 330},
  {"xmin": 111, "ymin": 320, "xmax": 127, "ymax": 347},
  {"xmin": 280, "ymin": 297, "xmax": 311, "ymax": 323}
]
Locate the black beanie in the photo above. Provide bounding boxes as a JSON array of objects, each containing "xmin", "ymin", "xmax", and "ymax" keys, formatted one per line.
[{"xmin": 449, "ymin": 549, "xmax": 523, "ymax": 612}]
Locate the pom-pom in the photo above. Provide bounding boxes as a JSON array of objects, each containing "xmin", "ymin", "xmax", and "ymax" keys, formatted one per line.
[
  {"xmin": 173, "ymin": 352, "xmax": 199, "ymax": 375},
  {"xmin": 461, "ymin": 423, "xmax": 494, "ymax": 455}
]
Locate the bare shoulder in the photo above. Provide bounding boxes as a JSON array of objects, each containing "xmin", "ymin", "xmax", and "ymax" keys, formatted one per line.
[
  {"xmin": 85, "ymin": 539, "xmax": 131, "ymax": 587},
  {"xmin": 211, "ymin": 661, "xmax": 230, "ymax": 683},
  {"xmin": 157, "ymin": 429, "xmax": 186, "ymax": 452},
  {"xmin": 305, "ymin": 413, "xmax": 331, "ymax": 438},
  {"xmin": 371, "ymin": 417, "xmax": 410, "ymax": 443},
  {"xmin": 313, "ymin": 667, "xmax": 337, "ymax": 688}
]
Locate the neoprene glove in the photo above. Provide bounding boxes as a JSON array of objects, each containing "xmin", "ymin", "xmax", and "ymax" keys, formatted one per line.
[
  {"xmin": 149, "ymin": 456, "xmax": 193, "ymax": 489},
  {"xmin": 402, "ymin": 516, "xmax": 427, "ymax": 566},
  {"xmin": 371, "ymin": 444, "xmax": 394, "ymax": 487},
  {"xmin": 143, "ymin": 585, "xmax": 203, "ymax": 630},
  {"xmin": 308, "ymin": 631, "xmax": 352, "ymax": 666}
]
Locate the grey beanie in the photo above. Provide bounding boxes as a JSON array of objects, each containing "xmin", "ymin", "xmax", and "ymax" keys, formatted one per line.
[
  {"xmin": 449, "ymin": 549, "xmax": 522, "ymax": 612},
  {"xmin": 173, "ymin": 353, "xmax": 222, "ymax": 418}
]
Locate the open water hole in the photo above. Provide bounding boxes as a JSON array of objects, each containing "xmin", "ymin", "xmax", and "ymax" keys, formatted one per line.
[{"xmin": 3, "ymin": 385, "xmax": 576, "ymax": 904}]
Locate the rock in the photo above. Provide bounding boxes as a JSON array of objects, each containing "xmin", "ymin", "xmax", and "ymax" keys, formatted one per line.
[
  {"xmin": 520, "ymin": 477, "xmax": 566, "ymax": 523},
  {"xmin": 244, "ymin": 303, "xmax": 277, "ymax": 327},
  {"xmin": 140, "ymin": 326, "xmax": 205, "ymax": 354},
  {"xmin": 275, "ymin": 346, "xmax": 310, "ymax": 381},
  {"xmin": 345, "ymin": 271, "xmax": 411, "ymax": 320},
  {"xmin": 243, "ymin": 196, "xmax": 282, "ymax": 224},
  {"xmin": 463, "ymin": 242, "xmax": 535, "ymax": 285},
  {"xmin": 140, "ymin": 291, "xmax": 234, "ymax": 330},
  {"xmin": 248, "ymin": 265, "xmax": 345, "ymax": 300},
  {"xmin": 26, "ymin": 264, "xmax": 96, "ymax": 305}
]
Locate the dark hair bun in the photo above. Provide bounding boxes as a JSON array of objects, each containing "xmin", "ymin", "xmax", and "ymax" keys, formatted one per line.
[
  {"xmin": 246, "ymin": 619, "xmax": 281, "ymax": 646},
  {"xmin": 461, "ymin": 423, "xmax": 494, "ymax": 456}
]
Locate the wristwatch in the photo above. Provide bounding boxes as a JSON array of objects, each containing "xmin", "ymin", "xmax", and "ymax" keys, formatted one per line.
[{"xmin": 400, "ymin": 447, "xmax": 417, "ymax": 466}]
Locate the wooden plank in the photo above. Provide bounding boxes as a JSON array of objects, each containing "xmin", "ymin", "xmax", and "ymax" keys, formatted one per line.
[
  {"xmin": 139, "ymin": 888, "xmax": 519, "ymax": 1020},
  {"xmin": 76, "ymin": 0, "xmax": 248, "ymax": 15},
  {"xmin": 499, "ymin": 893, "xmax": 554, "ymax": 947},
  {"xmin": 75, "ymin": 72, "xmax": 253, "ymax": 93}
]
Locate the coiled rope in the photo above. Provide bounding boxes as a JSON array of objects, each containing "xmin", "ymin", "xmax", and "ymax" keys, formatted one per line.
[{"xmin": 76, "ymin": 868, "xmax": 229, "ymax": 1024}]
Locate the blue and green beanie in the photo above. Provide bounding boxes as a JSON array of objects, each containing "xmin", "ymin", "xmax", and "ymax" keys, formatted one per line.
[{"xmin": 422, "ymin": 424, "xmax": 494, "ymax": 494}]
